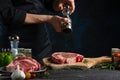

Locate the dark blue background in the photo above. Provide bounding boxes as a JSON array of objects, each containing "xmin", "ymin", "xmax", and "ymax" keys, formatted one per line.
[{"xmin": 49, "ymin": 0, "xmax": 120, "ymax": 57}]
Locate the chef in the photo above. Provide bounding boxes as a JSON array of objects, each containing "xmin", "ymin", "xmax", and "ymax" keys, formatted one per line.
[{"xmin": 0, "ymin": 0, "xmax": 75, "ymax": 62}]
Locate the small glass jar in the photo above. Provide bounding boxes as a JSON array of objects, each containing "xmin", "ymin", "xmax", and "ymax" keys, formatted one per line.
[
  {"xmin": 24, "ymin": 48, "xmax": 32, "ymax": 57},
  {"xmin": 111, "ymin": 48, "xmax": 120, "ymax": 69},
  {"xmin": 112, "ymin": 48, "xmax": 120, "ymax": 61}
]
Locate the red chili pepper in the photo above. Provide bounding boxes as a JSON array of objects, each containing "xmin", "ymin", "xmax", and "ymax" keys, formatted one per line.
[{"xmin": 76, "ymin": 56, "xmax": 81, "ymax": 62}]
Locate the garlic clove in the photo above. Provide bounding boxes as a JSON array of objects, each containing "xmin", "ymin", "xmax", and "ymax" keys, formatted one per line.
[{"xmin": 11, "ymin": 65, "xmax": 25, "ymax": 80}]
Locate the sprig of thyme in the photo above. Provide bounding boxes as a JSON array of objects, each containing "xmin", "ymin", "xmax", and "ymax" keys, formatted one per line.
[{"xmin": 92, "ymin": 62, "xmax": 116, "ymax": 70}]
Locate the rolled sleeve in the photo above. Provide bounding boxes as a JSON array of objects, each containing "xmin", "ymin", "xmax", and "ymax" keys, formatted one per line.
[
  {"xmin": 11, "ymin": 9, "xmax": 26, "ymax": 26},
  {"xmin": 0, "ymin": 7, "xmax": 26, "ymax": 27}
]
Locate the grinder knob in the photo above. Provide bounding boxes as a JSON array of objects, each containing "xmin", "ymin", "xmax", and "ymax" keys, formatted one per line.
[{"xmin": 9, "ymin": 34, "xmax": 19, "ymax": 41}]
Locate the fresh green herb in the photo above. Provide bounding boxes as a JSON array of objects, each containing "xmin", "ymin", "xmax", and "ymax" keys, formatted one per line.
[
  {"xmin": 83, "ymin": 59, "xmax": 88, "ymax": 63},
  {"xmin": 44, "ymin": 71, "xmax": 50, "ymax": 77},
  {"xmin": 36, "ymin": 71, "xmax": 50, "ymax": 78},
  {"xmin": 92, "ymin": 62, "xmax": 115, "ymax": 70}
]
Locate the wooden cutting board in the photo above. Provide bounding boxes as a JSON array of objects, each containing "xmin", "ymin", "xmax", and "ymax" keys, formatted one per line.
[{"xmin": 43, "ymin": 56, "xmax": 112, "ymax": 70}]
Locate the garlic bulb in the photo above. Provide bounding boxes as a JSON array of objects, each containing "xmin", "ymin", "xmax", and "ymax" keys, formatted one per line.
[{"xmin": 11, "ymin": 65, "xmax": 25, "ymax": 80}]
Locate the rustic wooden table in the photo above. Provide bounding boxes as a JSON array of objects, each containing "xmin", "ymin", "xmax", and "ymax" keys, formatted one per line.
[{"xmin": 31, "ymin": 68, "xmax": 120, "ymax": 80}]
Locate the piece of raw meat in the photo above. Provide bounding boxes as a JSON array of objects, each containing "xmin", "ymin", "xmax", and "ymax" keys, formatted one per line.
[
  {"xmin": 6, "ymin": 56, "xmax": 41, "ymax": 72},
  {"xmin": 51, "ymin": 52, "xmax": 84, "ymax": 64}
]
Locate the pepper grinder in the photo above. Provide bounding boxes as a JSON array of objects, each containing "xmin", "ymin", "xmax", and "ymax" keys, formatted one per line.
[
  {"xmin": 61, "ymin": 5, "xmax": 72, "ymax": 33},
  {"xmin": 9, "ymin": 34, "xmax": 19, "ymax": 58}
]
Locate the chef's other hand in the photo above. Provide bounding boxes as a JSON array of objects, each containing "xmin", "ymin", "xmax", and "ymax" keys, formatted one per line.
[{"xmin": 53, "ymin": 0, "xmax": 75, "ymax": 14}]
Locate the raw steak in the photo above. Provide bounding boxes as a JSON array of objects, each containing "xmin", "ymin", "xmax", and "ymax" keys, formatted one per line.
[
  {"xmin": 6, "ymin": 56, "xmax": 41, "ymax": 72},
  {"xmin": 51, "ymin": 52, "xmax": 84, "ymax": 64}
]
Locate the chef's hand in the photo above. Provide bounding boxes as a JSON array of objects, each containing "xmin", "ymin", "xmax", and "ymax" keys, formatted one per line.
[{"xmin": 53, "ymin": 0, "xmax": 75, "ymax": 14}]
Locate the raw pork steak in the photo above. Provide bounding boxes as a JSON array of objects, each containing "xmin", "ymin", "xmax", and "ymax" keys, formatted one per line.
[
  {"xmin": 51, "ymin": 52, "xmax": 84, "ymax": 64},
  {"xmin": 6, "ymin": 56, "xmax": 41, "ymax": 72}
]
